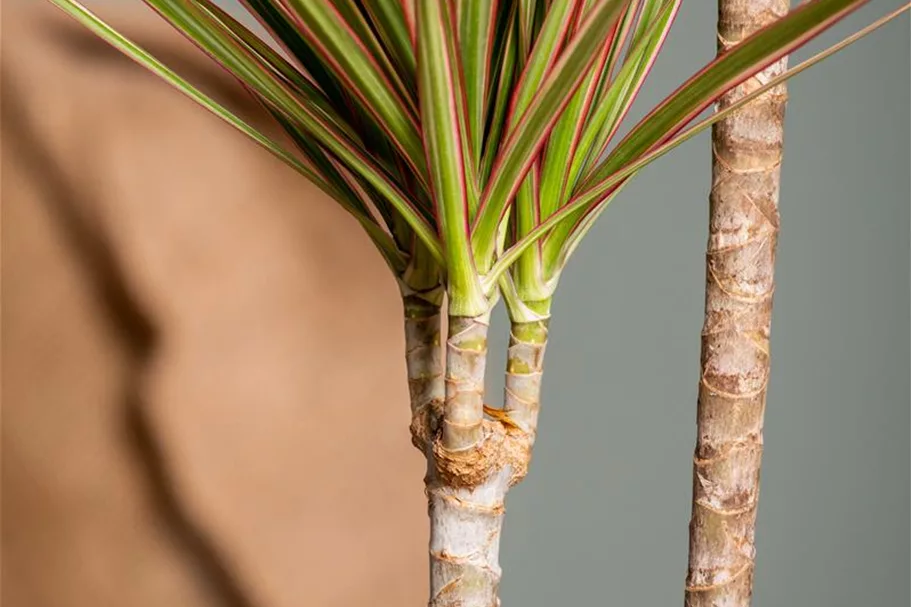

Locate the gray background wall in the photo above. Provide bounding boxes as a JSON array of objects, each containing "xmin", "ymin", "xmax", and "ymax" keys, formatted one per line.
[{"xmin": 482, "ymin": 3, "xmax": 909, "ymax": 606}]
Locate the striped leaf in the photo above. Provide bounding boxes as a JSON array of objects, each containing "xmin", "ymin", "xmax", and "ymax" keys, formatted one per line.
[
  {"xmin": 508, "ymin": 0, "xmax": 581, "ymax": 297},
  {"xmin": 47, "ymin": 0, "xmax": 899, "ymax": 312},
  {"xmin": 508, "ymin": 0, "xmax": 578, "ymax": 125},
  {"xmin": 240, "ymin": 0, "xmax": 349, "ymax": 111},
  {"xmin": 197, "ymin": 0, "xmax": 359, "ymax": 142},
  {"xmin": 363, "ymin": 1, "xmax": 417, "ymax": 87},
  {"xmin": 417, "ymin": 0, "xmax": 487, "ymax": 313},
  {"xmin": 581, "ymin": 0, "xmax": 679, "ymax": 180},
  {"xmin": 459, "ymin": 0, "xmax": 498, "ymax": 169},
  {"xmin": 537, "ymin": 0, "xmax": 619, "ymax": 220},
  {"xmin": 589, "ymin": 0, "xmax": 639, "ymax": 108},
  {"xmin": 542, "ymin": 0, "xmax": 679, "ymax": 272},
  {"xmin": 480, "ymin": 6, "xmax": 518, "ymax": 182},
  {"xmin": 280, "ymin": 0, "xmax": 428, "ymax": 181},
  {"xmin": 327, "ymin": 0, "xmax": 417, "ymax": 102},
  {"xmin": 471, "ymin": 0, "xmax": 629, "ymax": 269}
]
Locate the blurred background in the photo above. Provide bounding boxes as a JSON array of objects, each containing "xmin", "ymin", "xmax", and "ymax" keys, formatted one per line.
[{"xmin": 2, "ymin": 1, "xmax": 908, "ymax": 606}]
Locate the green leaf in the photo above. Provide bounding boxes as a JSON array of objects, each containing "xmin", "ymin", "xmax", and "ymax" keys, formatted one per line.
[
  {"xmin": 417, "ymin": 0, "xmax": 487, "ymax": 314},
  {"xmin": 509, "ymin": 0, "xmax": 578, "ymax": 125},
  {"xmin": 517, "ymin": 0, "xmax": 540, "ymax": 59},
  {"xmin": 480, "ymin": 8, "xmax": 518, "ymax": 183},
  {"xmin": 581, "ymin": 0, "xmax": 679, "ymax": 179},
  {"xmin": 628, "ymin": 0, "xmax": 666, "ymax": 50},
  {"xmin": 553, "ymin": 181, "xmax": 628, "ymax": 270},
  {"xmin": 281, "ymin": 0, "xmax": 428, "ymax": 181},
  {"xmin": 238, "ymin": 2, "xmax": 424, "ymax": 219},
  {"xmin": 240, "ymin": 0, "xmax": 349, "ymax": 112},
  {"xmin": 327, "ymin": 0, "xmax": 417, "ymax": 103},
  {"xmin": 471, "ymin": 0, "xmax": 629, "ymax": 270},
  {"xmin": 543, "ymin": 0, "xmax": 869, "ymax": 276},
  {"xmin": 196, "ymin": 0, "xmax": 359, "ymax": 141},
  {"xmin": 512, "ymin": 168, "xmax": 550, "ymax": 300},
  {"xmin": 400, "ymin": 0, "xmax": 417, "ymax": 45},
  {"xmin": 362, "ymin": 1, "xmax": 417, "ymax": 88},
  {"xmin": 589, "ymin": 0, "xmax": 639, "ymax": 107},
  {"xmin": 537, "ymin": 0, "xmax": 623, "ymax": 220},
  {"xmin": 49, "ymin": 0, "xmax": 901, "ymax": 308},
  {"xmin": 542, "ymin": 0, "xmax": 679, "ymax": 272},
  {"xmin": 459, "ymin": 0, "xmax": 497, "ymax": 170},
  {"xmin": 508, "ymin": 1, "xmax": 581, "ymax": 297}
]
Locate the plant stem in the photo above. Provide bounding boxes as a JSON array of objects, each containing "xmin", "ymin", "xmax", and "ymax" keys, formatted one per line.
[
  {"xmin": 404, "ymin": 294, "xmax": 445, "ymax": 451},
  {"xmin": 441, "ymin": 314, "xmax": 491, "ymax": 452},
  {"xmin": 505, "ymin": 319, "xmax": 549, "ymax": 443},
  {"xmin": 686, "ymin": 2, "xmax": 787, "ymax": 605},
  {"xmin": 427, "ymin": 463, "xmax": 510, "ymax": 607},
  {"xmin": 428, "ymin": 311, "xmax": 534, "ymax": 606}
]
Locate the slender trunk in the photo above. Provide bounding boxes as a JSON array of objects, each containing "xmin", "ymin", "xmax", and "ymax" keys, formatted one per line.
[
  {"xmin": 428, "ymin": 313, "xmax": 538, "ymax": 607},
  {"xmin": 428, "ymin": 464, "xmax": 510, "ymax": 607},
  {"xmin": 406, "ymin": 305, "xmax": 548, "ymax": 606},
  {"xmin": 404, "ymin": 295, "xmax": 459, "ymax": 605},
  {"xmin": 685, "ymin": 2, "xmax": 788, "ymax": 605},
  {"xmin": 431, "ymin": 313, "xmax": 503, "ymax": 607},
  {"xmin": 405, "ymin": 304, "xmax": 508, "ymax": 606}
]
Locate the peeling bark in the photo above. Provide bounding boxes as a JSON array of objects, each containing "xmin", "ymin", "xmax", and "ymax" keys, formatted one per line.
[{"xmin": 686, "ymin": 2, "xmax": 788, "ymax": 606}]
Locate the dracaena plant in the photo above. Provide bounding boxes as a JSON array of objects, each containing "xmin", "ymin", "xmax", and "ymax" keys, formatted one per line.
[{"xmin": 49, "ymin": 0, "xmax": 905, "ymax": 604}]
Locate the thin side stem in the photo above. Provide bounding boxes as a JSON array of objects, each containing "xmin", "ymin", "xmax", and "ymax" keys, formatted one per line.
[
  {"xmin": 504, "ymin": 319, "xmax": 549, "ymax": 443},
  {"xmin": 404, "ymin": 294, "xmax": 445, "ymax": 451},
  {"xmin": 685, "ymin": 2, "xmax": 788, "ymax": 605},
  {"xmin": 442, "ymin": 314, "xmax": 491, "ymax": 451}
]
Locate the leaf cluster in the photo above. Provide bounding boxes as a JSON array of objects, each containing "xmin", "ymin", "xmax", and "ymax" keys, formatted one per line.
[{"xmin": 48, "ymin": 0, "xmax": 905, "ymax": 318}]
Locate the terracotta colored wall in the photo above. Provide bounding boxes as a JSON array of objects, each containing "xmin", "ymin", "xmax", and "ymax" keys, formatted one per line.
[{"xmin": 2, "ymin": 3, "xmax": 426, "ymax": 605}]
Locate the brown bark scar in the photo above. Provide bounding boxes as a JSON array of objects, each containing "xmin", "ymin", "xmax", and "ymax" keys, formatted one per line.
[{"xmin": 686, "ymin": 561, "xmax": 753, "ymax": 592}]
